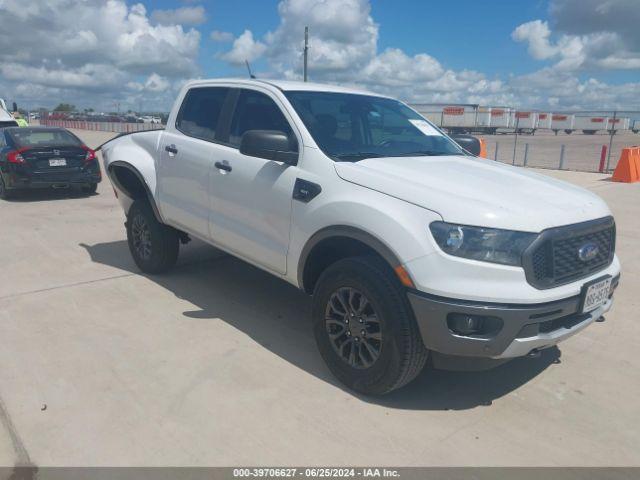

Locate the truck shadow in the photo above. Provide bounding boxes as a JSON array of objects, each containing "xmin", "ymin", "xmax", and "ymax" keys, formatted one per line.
[{"xmin": 80, "ymin": 239, "xmax": 560, "ymax": 411}]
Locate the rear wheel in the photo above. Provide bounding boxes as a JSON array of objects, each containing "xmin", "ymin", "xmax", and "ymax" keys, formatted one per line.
[
  {"xmin": 126, "ymin": 200, "xmax": 179, "ymax": 273},
  {"xmin": 0, "ymin": 176, "xmax": 13, "ymax": 200},
  {"xmin": 82, "ymin": 183, "xmax": 98, "ymax": 195},
  {"xmin": 312, "ymin": 256, "xmax": 428, "ymax": 395}
]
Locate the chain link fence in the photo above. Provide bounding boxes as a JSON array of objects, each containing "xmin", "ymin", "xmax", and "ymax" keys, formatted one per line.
[{"xmin": 411, "ymin": 105, "xmax": 640, "ymax": 173}]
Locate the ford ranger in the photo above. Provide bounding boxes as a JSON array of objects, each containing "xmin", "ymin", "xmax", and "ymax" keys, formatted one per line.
[{"xmin": 101, "ymin": 79, "xmax": 620, "ymax": 394}]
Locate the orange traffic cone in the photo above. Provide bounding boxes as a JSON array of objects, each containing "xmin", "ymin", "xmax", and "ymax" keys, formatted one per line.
[
  {"xmin": 479, "ymin": 138, "xmax": 487, "ymax": 158},
  {"xmin": 611, "ymin": 147, "xmax": 640, "ymax": 183}
]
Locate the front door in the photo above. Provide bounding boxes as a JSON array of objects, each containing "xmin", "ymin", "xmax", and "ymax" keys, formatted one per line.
[{"xmin": 207, "ymin": 88, "xmax": 299, "ymax": 274}]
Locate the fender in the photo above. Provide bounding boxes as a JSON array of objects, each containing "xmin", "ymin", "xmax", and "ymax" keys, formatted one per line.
[
  {"xmin": 297, "ymin": 225, "xmax": 403, "ymax": 291},
  {"xmin": 107, "ymin": 161, "xmax": 163, "ymax": 222}
]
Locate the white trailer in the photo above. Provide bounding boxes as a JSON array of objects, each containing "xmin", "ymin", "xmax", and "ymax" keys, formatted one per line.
[
  {"xmin": 551, "ymin": 114, "xmax": 575, "ymax": 134},
  {"xmin": 488, "ymin": 107, "xmax": 511, "ymax": 132},
  {"xmin": 408, "ymin": 104, "xmax": 482, "ymax": 133},
  {"xmin": 410, "ymin": 105, "xmax": 444, "ymax": 126},
  {"xmin": 574, "ymin": 116, "xmax": 609, "ymax": 134},
  {"xmin": 441, "ymin": 105, "xmax": 478, "ymax": 132},
  {"xmin": 512, "ymin": 111, "xmax": 539, "ymax": 133},
  {"xmin": 537, "ymin": 113, "xmax": 552, "ymax": 129},
  {"xmin": 632, "ymin": 120, "xmax": 640, "ymax": 134},
  {"xmin": 609, "ymin": 117, "xmax": 630, "ymax": 132},
  {"xmin": 475, "ymin": 107, "xmax": 492, "ymax": 130}
]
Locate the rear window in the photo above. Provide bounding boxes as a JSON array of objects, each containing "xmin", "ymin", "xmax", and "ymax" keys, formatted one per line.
[
  {"xmin": 175, "ymin": 87, "xmax": 230, "ymax": 142},
  {"xmin": 8, "ymin": 128, "xmax": 82, "ymax": 148}
]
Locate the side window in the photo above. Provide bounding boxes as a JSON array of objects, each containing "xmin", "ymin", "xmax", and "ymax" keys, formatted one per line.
[
  {"xmin": 229, "ymin": 90, "xmax": 295, "ymax": 148},
  {"xmin": 175, "ymin": 87, "xmax": 230, "ymax": 142}
]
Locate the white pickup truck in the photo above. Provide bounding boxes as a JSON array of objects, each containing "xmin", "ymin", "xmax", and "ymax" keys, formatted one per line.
[{"xmin": 101, "ymin": 79, "xmax": 620, "ymax": 394}]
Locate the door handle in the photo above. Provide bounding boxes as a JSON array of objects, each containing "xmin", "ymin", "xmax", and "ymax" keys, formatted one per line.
[
  {"xmin": 165, "ymin": 144, "xmax": 178, "ymax": 154},
  {"xmin": 215, "ymin": 161, "xmax": 232, "ymax": 172}
]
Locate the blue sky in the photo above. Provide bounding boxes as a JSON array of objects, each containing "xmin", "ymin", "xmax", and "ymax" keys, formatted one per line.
[
  {"xmin": 142, "ymin": 0, "xmax": 636, "ymax": 85},
  {"xmin": 1, "ymin": 0, "xmax": 639, "ymax": 111}
]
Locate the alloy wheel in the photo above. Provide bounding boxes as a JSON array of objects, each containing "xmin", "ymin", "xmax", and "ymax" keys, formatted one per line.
[
  {"xmin": 131, "ymin": 214, "xmax": 152, "ymax": 261},
  {"xmin": 325, "ymin": 287, "xmax": 382, "ymax": 369}
]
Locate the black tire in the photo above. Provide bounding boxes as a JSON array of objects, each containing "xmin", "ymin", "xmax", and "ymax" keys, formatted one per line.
[
  {"xmin": 312, "ymin": 256, "xmax": 428, "ymax": 395},
  {"xmin": 82, "ymin": 183, "xmax": 98, "ymax": 195},
  {"xmin": 126, "ymin": 200, "xmax": 179, "ymax": 273},
  {"xmin": 0, "ymin": 175, "xmax": 12, "ymax": 200}
]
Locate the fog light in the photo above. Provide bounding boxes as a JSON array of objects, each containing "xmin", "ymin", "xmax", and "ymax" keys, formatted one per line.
[
  {"xmin": 448, "ymin": 313, "xmax": 483, "ymax": 335},
  {"xmin": 447, "ymin": 313, "xmax": 503, "ymax": 337}
]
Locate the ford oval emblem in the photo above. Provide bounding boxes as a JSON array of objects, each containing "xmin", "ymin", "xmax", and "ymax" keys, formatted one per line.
[{"xmin": 578, "ymin": 242, "xmax": 599, "ymax": 262}]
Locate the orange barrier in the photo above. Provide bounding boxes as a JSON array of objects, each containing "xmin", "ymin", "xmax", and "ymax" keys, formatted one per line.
[
  {"xmin": 611, "ymin": 147, "xmax": 640, "ymax": 183},
  {"xmin": 479, "ymin": 138, "xmax": 487, "ymax": 158}
]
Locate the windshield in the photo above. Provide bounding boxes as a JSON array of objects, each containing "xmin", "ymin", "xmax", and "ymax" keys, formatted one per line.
[
  {"xmin": 284, "ymin": 91, "xmax": 463, "ymax": 161},
  {"xmin": 8, "ymin": 128, "xmax": 82, "ymax": 148}
]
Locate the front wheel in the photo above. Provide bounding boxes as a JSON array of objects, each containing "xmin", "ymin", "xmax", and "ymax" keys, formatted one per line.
[
  {"xmin": 312, "ymin": 256, "xmax": 428, "ymax": 395},
  {"xmin": 126, "ymin": 200, "xmax": 179, "ymax": 273}
]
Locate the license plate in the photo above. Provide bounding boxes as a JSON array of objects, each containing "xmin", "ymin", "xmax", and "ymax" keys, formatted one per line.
[
  {"xmin": 49, "ymin": 158, "xmax": 67, "ymax": 167},
  {"xmin": 581, "ymin": 276, "xmax": 612, "ymax": 313}
]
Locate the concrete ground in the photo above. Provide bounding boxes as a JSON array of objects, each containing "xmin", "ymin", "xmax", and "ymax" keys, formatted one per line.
[
  {"xmin": 0, "ymin": 129, "xmax": 639, "ymax": 467},
  {"xmin": 478, "ymin": 129, "xmax": 640, "ymax": 172}
]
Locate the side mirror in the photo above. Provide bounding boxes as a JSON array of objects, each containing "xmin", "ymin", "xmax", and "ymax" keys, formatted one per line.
[
  {"xmin": 240, "ymin": 130, "xmax": 298, "ymax": 166},
  {"xmin": 12, "ymin": 102, "xmax": 18, "ymax": 113},
  {"xmin": 450, "ymin": 133, "xmax": 481, "ymax": 156}
]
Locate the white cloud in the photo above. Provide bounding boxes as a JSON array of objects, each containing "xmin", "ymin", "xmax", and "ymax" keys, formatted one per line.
[
  {"xmin": 513, "ymin": 2, "xmax": 640, "ymax": 72},
  {"xmin": 210, "ymin": 30, "xmax": 234, "ymax": 42},
  {"xmin": 0, "ymin": 0, "xmax": 200, "ymax": 111},
  {"xmin": 152, "ymin": 5, "xmax": 206, "ymax": 26},
  {"xmin": 512, "ymin": 20, "xmax": 558, "ymax": 60},
  {"xmin": 219, "ymin": 30, "xmax": 267, "ymax": 65}
]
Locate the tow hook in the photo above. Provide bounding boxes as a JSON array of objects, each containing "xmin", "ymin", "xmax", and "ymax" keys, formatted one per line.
[{"xmin": 527, "ymin": 349, "xmax": 542, "ymax": 358}]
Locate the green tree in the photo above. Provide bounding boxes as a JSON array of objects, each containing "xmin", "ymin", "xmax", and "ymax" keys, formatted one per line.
[{"xmin": 53, "ymin": 103, "xmax": 76, "ymax": 112}]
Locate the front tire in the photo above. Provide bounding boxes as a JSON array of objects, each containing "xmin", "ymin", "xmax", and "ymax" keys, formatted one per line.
[
  {"xmin": 126, "ymin": 200, "xmax": 179, "ymax": 273},
  {"xmin": 312, "ymin": 256, "xmax": 428, "ymax": 395}
]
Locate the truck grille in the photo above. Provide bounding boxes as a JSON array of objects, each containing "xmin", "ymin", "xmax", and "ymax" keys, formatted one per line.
[{"xmin": 523, "ymin": 217, "xmax": 615, "ymax": 289}]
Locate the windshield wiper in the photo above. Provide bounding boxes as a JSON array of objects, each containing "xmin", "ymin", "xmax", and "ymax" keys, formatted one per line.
[
  {"xmin": 332, "ymin": 152, "xmax": 388, "ymax": 161},
  {"xmin": 393, "ymin": 151, "xmax": 453, "ymax": 157}
]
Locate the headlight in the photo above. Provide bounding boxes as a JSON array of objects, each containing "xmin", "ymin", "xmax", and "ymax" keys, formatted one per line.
[{"xmin": 429, "ymin": 221, "xmax": 536, "ymax": 266}]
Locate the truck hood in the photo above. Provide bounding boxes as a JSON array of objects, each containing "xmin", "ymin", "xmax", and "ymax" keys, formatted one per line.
[{"xmin": 334, "ymin": 155, "xmax": 611, "ymax": 232}]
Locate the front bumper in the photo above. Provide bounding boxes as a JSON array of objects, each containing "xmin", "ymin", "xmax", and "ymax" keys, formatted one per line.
[{"xmin": 408, "ymin": 274, "xmax": 619, "ymax": 359}]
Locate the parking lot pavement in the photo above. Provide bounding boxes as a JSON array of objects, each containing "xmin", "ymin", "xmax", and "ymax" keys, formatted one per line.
[
  {"xmin": 0, "ymin": 130, "xmax": 639, "ymax": 467},
  {"xmin": 479, "ymin": 130, "xmax": 640, "ymax": 172}
]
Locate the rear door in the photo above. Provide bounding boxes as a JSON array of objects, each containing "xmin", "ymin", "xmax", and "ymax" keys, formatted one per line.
[
  {"xmin": 157, "ymin": 86, "xmax": 232, "ymax": 239},
  {"xmin": 207, "ymin": 87, "xmax": 300, "ymax": 274}
]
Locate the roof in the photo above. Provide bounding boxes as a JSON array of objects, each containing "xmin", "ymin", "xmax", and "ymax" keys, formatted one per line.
[{"xmin": 184, "ymin": 78, "xmax": 385, "ymax": 98}]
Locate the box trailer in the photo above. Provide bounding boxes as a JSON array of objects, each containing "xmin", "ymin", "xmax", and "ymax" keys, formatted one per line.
[
  {"xmin": 408, "ymin": 104, "xmax": 481, "ymax": 133},
  {"xmin": 441, "ymin": 105, "xmax": 479, "ymax": 133},
  {"xmin": 475, "ymin": 107, "xmax": 492, "ymax": 130},
  {"xmin": 574, "ymin": 116, "xmax": 610, "ymax": 134},
  {"xmin": 537, "ymin": 113, "xmax": 552, "ymax": 129},
  {"xmin": 512, "ymin": 111, "xmax": 539, "ymax": 133},
  {"xmin": 487, "ymin": 107, "xmax": 512, "ymax": 132},
  {"xmin": 409, "ymin": 105, "xmax": 443, "ymax": 126},
  {"xmin": 551, "ymin": 114, "xmax": 575, "ymax": 134},
  {"xmin": 609, "ymin": 117, "xmax": 630, "ymax": 132}
]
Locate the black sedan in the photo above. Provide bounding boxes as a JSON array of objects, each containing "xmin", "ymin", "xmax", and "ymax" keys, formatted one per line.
[{"xmin": 0, "ymin": 126, "xmax": 101, "ymax": 199}]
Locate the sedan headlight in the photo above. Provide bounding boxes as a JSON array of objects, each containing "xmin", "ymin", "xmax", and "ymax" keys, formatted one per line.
[{"xmin": 429, "ymin": 221, "xmax": 536, "ymax": 266}]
